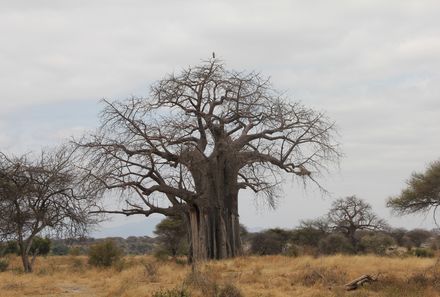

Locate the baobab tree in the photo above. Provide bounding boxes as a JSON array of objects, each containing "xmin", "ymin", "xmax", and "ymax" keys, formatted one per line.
[
  {"xmin": 78, "ymin": 58, "xmax": 340, "ymax": 261},
  {"xmin": 0, "ymin": 147, "xmax": 99, "ymax": 272},
  {"xmin": 328, "ymin": 196, "xmax": 387, "ymax": 250}
]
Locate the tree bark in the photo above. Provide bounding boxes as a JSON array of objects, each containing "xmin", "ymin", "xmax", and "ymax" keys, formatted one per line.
[
  {"xmin": 188, "ymin": 203, "xmax": 242, "ymax": 262},
  {"xmin": 187, "ymin": 149, "xmax": 242, "ymax": 262},
  {"xmin": 19, "ymin": 243, "xmax": 33, "ymax": 273}
]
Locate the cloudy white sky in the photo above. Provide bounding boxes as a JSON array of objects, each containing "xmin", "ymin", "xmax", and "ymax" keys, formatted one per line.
[{"xmin": 1, "ymin": 0, "xmax": 440, "ymax": 237}]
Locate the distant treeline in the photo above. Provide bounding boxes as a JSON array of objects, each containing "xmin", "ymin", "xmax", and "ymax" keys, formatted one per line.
[{"xmin": 0, "ymin": 225, "xmax": 438, "ymax": 259}]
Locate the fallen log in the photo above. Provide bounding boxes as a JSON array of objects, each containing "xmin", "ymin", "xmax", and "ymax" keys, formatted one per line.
[{"xmin": 344, "ymin": 274, "xmax": 378, "ymax": 291}]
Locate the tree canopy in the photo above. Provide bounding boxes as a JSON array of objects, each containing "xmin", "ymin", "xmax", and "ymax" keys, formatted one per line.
[{"xmin": 388, "ymin": 160, "xmax": 440, "ymax": 217}]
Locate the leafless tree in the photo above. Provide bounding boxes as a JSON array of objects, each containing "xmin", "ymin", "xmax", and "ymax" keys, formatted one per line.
[
  {"xmin": 0, "ymin": 146, "xmax": 99, "ymax": 272},
  {"xmin": 328, "ymin": 196, "xmax": 387, "ymax": 249},
  {"xmin": 77, "ymin": 58, "xmax": 341, "ymax": 261}
]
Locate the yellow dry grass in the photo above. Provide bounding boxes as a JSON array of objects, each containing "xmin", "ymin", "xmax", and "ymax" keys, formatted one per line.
[{"xmin": 0, "ymin": 254, "xmax": 438, "ymax": 297}]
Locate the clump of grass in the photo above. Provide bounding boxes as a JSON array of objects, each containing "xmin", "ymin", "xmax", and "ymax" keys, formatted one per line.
[
  {"xmin": 70, "ymin": 256, "xmax": 85, "ymax": 272},
  {"xmin": 184, "ymin": 267, "xmax": 219, "ymax": 296},
  {"xmin": 296, "ymin": 265, "xmax": 347, "ymax": 287},
  {"xmin": 152, "ymin": 287, "xmax": 191, "ymax": 297},
  {"xmin": 143, "ymin": 260, "xmax": 159, "ymax": 282},
  {"xmin": 184, "ymin": 266, "xmax": 242, "ymax": 297},
  {"xmin": 218, "ymin": 283, "xmax": 243, "ymax": 297}
]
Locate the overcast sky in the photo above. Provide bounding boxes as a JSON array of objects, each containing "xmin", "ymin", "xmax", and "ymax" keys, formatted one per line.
[{"xmin": 1, "ymin": 0, "xmax": 440, "ymax": 237}]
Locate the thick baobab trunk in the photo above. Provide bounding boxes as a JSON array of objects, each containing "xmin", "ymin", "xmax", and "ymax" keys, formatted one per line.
[
  {"xmin": 188, "ymin": 203, "xmax": 242, "ymax": 262},
  {"xmin": 187, "ymin": 149, "xmax": 242, "ymax": 262}
]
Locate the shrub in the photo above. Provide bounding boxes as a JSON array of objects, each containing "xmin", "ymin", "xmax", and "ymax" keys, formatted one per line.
[
  {"xmin": 359, "ymin": 233, "xmax": 395, "ymax": 255},
  {"xmin": 0, "ymin": 258, "xmax": 9, "ymax": 272},
  {"xmin": 88, "ymin": 239, "xmax": 123, "ymax": 267},
  {"xmin": 318, "ymin": 234, "xmax": 354, "ymax": 255},
  {"xmin": 0, "ymin": 241, "xmax": 18, "ymax": 255},
  {"xmin": 250, "ymin": 228, "xmax": 292, "ymax": 255},
  {"xmin": 283, "ymin": 244, "xmax": 300, "ymax": 257},
  {"xmin": 152, "ymin": 287, "xmax": 191, "ymax": 297},
  {"xmin": 413, "ymin": 248, "xmax": 434, "ymax": 258},
  {"xmin": 30, "ymin": 237, "xmax": 51, "ymax": 256},
  {"xmin": 51, "ymin": 242, "xmax": 69, "ymax": 255}
]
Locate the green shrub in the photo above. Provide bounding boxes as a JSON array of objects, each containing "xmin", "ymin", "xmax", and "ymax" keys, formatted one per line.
[
  {"xmin": 30, "ymin": 237, "xmax": 51, "ymax": 256},
  {"xmin": 88, "ymin": 240, "xmax": 123, "ymax": 267},
  {"xmin": 152, "ymin": 287, "xmax": 191, "ymax": 297},
  {"xmin": 413, "ymin": 248, "xmax": 434, "ymax": 258},
  {"xmin": 0, "ymin": 258, "xmax": 9, "ymax": 272}
]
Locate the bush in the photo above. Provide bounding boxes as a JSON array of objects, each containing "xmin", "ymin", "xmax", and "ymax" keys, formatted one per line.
[
  {"xmin": 250, "ymin": 228, "xmax": 292, "ymax": 255},
  {"xmin": 51, "ymin": 242, "xmax": 69, "ymax": 255},
  {"xmin": 413, "ymin": 248, "xmax": 435, "ymax": 258},
  {"xmin": 0, "ymin": 241, "xmax": 18, "ymax": 255},
  {"xmin": 88, "ymin": 239, "xmax": 123, "ymax": 267},
  {"xmin": 152, "ymin": 287, "xmax": 191, "ymax": 297},
  {"xmin": 359, "ymin": 233, "xmax": 395, "ymax": 255},
  {"xmin": 30, "ymin": 237, "xmax": 51, "ymax": 256},
  {"xmin": 318, "ymin": 234, "xmax": 354, "ymax": 255},
  {"xmin": 0, "ymin": 258, "xmax": 9, "ymax": 272}
]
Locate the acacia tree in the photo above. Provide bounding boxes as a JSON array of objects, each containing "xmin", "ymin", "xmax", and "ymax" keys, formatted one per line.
[
  {"xmin": 388, "ymin": 160, "xmax": 440, "ymax": 217},
  {"xmin": 154, "ymin": 216, "xmax": 188, "ymax": 256},
  {"xmin": 0, "ymin": 147, "xmax": 99, "ymax": 272},
  {"xmin": 328, "ymin": 196, "xmax": 387, "ymax": 249},
  {"xmin": 78, "ymin": 58, "xmax": 340, "ymax": 261}
]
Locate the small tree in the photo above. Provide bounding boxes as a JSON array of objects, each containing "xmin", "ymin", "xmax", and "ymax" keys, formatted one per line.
[
  {"xmin": 328, "ymin": 196, "xmax": 387, "ymax": 250},
  {"xmin": 154, "ymin": 216, "xmax": 188, "ymax": 257},
  {"xmin": 388, "ymin": 160, "xmax": 440, "ymax": 216},
  {"xmin": 0, "ymin": 147, "xmax": 100, "ymax": 272}
]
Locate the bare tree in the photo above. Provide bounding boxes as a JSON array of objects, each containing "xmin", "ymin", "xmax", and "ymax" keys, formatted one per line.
[
  {"xmin": 78, "ymin": 58, "xmax": 340, "ymax": 261},
  {"xmin": 0, "ymin": 147, "xmax": 99, "ymax": 272},
  {"xmin": 328, "ymin": 196, "xmax": 387, "ymax": 249}
]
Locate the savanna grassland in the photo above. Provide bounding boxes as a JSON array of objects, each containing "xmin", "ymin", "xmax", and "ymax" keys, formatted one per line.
[{"xmin": 1, "ymin": 255, "xmax": 440, "ymax": 297}]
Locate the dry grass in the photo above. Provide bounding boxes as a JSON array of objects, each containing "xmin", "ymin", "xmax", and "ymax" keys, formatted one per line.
[{"xmin": 0, "ymin": 254, "xmax": 439, "ymax": 297}]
